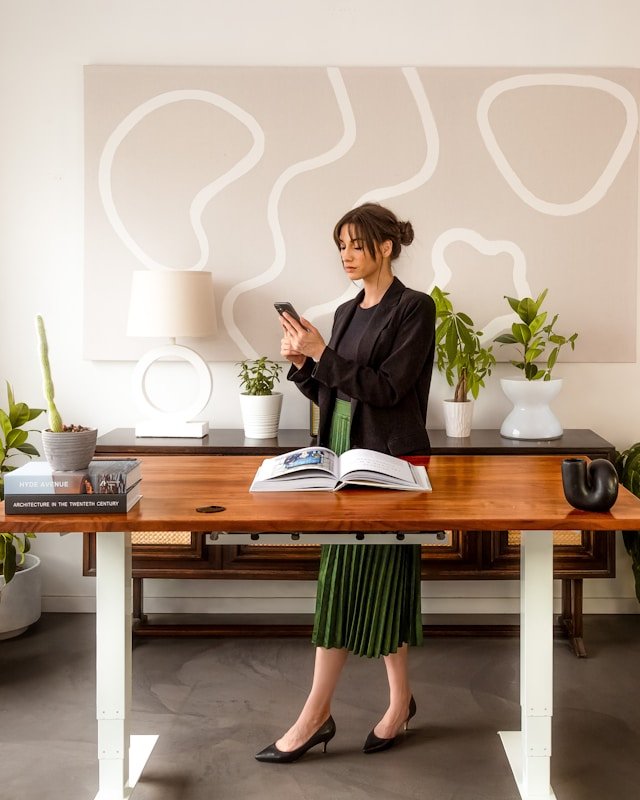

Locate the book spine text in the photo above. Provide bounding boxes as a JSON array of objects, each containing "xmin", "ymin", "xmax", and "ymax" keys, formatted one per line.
[{"xmin": 4, "ymin": 494, "xmax": 132, "ymax": 514}]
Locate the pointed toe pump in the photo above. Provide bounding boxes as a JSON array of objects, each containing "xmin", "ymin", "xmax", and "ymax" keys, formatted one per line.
[
  {"xmin": 363, "ymin": 695, "xmax": 416, "ymax": 754},
  {"xmin": 255, "ymin": 716, "xmax": 336, "ymax": 763}
]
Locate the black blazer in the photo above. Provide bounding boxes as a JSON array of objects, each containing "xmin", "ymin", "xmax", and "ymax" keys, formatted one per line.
[{"xmin": 288, "ymin": 277, "xmax": 436, "ymax": 456}]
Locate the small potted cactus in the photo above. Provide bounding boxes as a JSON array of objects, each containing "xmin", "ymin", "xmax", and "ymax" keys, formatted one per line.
[{"xmin": 36, "ymin": 315, "xmax": 97, "ymax": 470}]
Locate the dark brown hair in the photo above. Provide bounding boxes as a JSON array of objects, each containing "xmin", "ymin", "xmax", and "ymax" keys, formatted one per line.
[{"xmin": 333, "ymin": 203, "xmax": 414, "ymax": 261}]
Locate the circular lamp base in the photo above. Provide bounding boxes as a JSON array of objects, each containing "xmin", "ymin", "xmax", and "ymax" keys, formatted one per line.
[{"xmin": 132, "ymin": 344, "xmax": 212, "ymax": 438}]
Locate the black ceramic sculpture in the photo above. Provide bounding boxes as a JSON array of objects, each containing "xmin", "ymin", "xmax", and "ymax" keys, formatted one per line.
[{"xmin": 561, "ymin": 458, "xmax": 619, "ymax": 512}]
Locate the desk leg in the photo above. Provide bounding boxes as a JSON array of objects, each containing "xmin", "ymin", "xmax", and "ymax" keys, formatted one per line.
[
  {"xmin": 95, "ymin": 532, "xmax": 157, "ymax": 799},
  {"xmin": 95, "ymin": 531, "xmax": 132, "ymax": 799},
  {"xmin": 499, "ymin": 530, "xmax": 557, "ymax": 800}
]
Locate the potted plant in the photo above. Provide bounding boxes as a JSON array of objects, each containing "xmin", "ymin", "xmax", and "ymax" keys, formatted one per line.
[
  {"xmin": 494, "ymin": 289, "xmax": 578, "ymax": 440},
  {"xmin": 36, "ymin": 315, "xmax": 97, "ymax": 469},
  {"xmin": 615, "ymin": 444, "xmax": 640, "ymax": 604},
  {"xmin": 431, "ymin": 286, "xmax": 496, "ymax": 437},
  {"xmin": 0, "ymin": 382, "xmax": 44, "ymax": 638},
  {"xmin": 237, "ymin": 356, "xmax": 283, "ymax": 439}
]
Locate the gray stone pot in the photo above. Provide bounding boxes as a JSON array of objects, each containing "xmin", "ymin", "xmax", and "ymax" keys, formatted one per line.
[{"xmin": 41, "ymin": 428, "xmax": 98, "ymax": 470}]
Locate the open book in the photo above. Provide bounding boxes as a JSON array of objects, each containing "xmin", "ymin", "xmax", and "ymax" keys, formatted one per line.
[{"xmin": 249, "ymin": 447, "xmax": 431, "ymax": 492}]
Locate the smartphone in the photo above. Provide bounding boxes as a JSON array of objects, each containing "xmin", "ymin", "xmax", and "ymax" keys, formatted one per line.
[{"xmin": 274, "ymin": 302, "xmax": 302, "ymax": 323}]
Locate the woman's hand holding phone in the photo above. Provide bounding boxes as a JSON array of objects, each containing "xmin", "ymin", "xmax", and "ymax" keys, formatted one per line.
[
  {"xmin": 276, "ymin": 302, "xmax": 326, "ymax": 364},
  {"xmin": 276, "ymin": 302, "xmax": 305, "ymax": 367}
]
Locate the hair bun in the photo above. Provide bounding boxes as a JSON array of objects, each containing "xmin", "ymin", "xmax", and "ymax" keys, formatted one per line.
[
  {"xmin": 332, "ymin": 203, "xmax": 414, "ymax": 261},
  {"xmin": 398, "ymin": 220, "xmax": 414, "ymax": 246}
]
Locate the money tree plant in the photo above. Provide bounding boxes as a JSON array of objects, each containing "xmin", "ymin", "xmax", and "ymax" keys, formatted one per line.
[{"xmin": 431, "ymin": 286, "xmax": 496, "ymax": 402}]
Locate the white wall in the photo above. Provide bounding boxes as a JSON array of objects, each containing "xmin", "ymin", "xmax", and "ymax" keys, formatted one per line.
[{"xmin": 1, "ymin": 0, "xmax": 639, "ymax": 614}]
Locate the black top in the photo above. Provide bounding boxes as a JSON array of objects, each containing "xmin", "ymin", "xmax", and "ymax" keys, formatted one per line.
[{"xmin": 336, "ymin": 304, "xmax": 377, "ymax": 401}]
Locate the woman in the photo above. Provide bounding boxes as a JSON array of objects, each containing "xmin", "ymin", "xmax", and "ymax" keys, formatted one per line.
[{"xmin": 256, "ymin": 203, "xmax": 435, "ymax": 763}]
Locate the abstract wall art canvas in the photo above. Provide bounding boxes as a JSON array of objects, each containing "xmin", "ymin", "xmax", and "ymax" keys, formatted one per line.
[{"xmin": 84, "ymin": 66, "xmax": 639, "ymax": 362}]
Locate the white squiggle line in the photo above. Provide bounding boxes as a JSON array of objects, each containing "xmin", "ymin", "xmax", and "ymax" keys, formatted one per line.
[
  {"xmin": 304, "ymin": 66, "xmax": 440, "ymax": 323},
  {"xmin": 429, "ymin": 228, "xmax": 531, "ymax": 343},
  {"xmin": 477, "ymin": 73, "xmax": 638, "ymax": 216},
  {"xmin": 99, "ymin": 89, "xmax": 265, "ymax": 271},
  {"xmin": 222, "ymin": 68, "xmax": 356, "ymax": 358},
  {"xmin": 355, "ymin": 67, "xmax": 439, "ymax": 205}
]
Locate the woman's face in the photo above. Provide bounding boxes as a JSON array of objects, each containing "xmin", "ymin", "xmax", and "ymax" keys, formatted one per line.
[{"xmin": 338, "ymin": 224, "xmax": 390, "ymax": 282}]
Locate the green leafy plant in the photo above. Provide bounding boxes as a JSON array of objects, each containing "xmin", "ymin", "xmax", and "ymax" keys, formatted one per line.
[
  {"xmin": 237, "ymin": 357, "xmax": 283, "ymax": 396},
  {"xmin": 431, "ymin": 286, "xmax": 496, "ymax": 402},
  {"xmin": 494, "ymin": 289, "xmax": 578, "ymax": 381},
  {"xmin": 0, "ymin": 382, "xmax": 44, "ymax": 587},
  {"xmin": 615, "ymin": 444, "xmax": 640, "ymax": 604}
]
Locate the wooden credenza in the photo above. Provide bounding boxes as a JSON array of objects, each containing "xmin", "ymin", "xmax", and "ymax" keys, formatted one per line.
[{"xmin": 84, "ymin": 428, "xmax": 616, "ymax": 655}]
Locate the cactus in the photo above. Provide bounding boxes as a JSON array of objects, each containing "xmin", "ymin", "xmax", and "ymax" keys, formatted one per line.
[{"xmin": 36, "ymin": 315, "xmax": 64, "ymax": 432}]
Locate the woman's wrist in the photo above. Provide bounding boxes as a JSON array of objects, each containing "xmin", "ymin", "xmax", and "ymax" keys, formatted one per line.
[
  {"xmin": 291, "ymin": 355, "xmax": 307, "ymax": 369},
  {"xmin": 312, "ymin": 345, "xmax": 326, "ymax": 363}
]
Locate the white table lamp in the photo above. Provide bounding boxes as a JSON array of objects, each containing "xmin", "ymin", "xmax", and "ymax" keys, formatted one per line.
[{"xmin": 127, "ymin": 270, "xmax": 217, "ymax": 437}]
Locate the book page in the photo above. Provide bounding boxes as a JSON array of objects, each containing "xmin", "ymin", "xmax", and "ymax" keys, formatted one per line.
[
  {"xmin": 337, "ymin": 449, "xmax": 416, "ymax": 483},
  {"xmin": 254, "ymin": 447, "xmax": 338, "ymax": 481}
]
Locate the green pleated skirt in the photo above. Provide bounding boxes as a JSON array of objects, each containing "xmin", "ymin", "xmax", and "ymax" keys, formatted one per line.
[{"xmin": 311, "ymin": 398, "xmax": 423, "ymax": 658}]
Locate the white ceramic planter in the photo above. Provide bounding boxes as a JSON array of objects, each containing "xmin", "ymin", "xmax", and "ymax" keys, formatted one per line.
[
  {"xmin": 239, "ymin": 392, "xmax": 283, "ymax": 439},
  {"xmin": 443, "ymin": 399, "xmax": 474, "ymax": 438},
  {"xmin": 0, "ymin": 553, "xmax": 42, "ymax": 640},
  {"xmin": 500, "ymin": 378, "xmax": 563, "ymax": 440}
]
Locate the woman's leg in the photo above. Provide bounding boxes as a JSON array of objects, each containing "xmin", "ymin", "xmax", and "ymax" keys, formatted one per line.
[
  {"xmin": 372, "ymin": 644, "xmax": 413, "ymax": 738},
  {"xmin": 275, "ymin": 645, "xmax": 348, "ymax": 751}
]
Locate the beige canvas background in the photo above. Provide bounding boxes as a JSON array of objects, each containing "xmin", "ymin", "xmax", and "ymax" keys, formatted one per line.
[{"xmin": 84, "ymin": 65, "xmax": 639, "ymax": 362}]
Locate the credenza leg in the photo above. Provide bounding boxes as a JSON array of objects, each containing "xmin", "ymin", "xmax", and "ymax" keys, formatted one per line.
[
  {"xmin": 94, "ymin": 532, "xmax": 156, "ymax": 799},
  {"xmin": 558, "ymin": 579, "xmax": 586, "ymax": 658},
  {"xmin": 132, "ymin": 577, "xmax": 148, "ymax": 627},
  {"xmin": 500, "ymin": 530, "xmax": 557, "ymax": 799},
  {"xmin": 570, "ymin": 580, "xmax": 585, "ymax": 656}
]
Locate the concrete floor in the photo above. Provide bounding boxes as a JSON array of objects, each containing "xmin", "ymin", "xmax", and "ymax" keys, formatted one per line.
[{"xmin": 1, "ymin": 613, "xmax": 639, "ymax": 800}]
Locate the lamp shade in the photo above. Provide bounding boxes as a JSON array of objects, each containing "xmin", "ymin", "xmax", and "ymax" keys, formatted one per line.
[{"xmin": 127, "ymin": 269, "xmax": 217, "ymax": 338}]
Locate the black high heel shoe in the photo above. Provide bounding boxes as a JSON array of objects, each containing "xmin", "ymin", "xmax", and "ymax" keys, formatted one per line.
[
  {"xmin": 362, "ymin": 696, "xmax": 416, "ymax": 754},
  {"xmin": 255, "ymin": 716, "xmax": 336, "ymax": 763}
]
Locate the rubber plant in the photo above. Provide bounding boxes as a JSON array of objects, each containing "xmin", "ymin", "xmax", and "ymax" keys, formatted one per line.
[
  {"xmin": 494, "ymin": 289, "xmax": 578, "ymax": 380},
  {"xmin": 615, "ymin": 443, "xmax": 640, "ymax": 603},
  {"xmin": 0, "ymin": 382, "xmax": 44, "ymax": 587},
  {"xmin": 430, "ymin": 286, "xmax": 496, "ymax": 401}
]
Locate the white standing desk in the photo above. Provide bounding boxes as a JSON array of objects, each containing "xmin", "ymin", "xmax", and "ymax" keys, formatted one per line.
[{"xmin": 3, "ymin": 454, "xmax": 638, "ymax": 800}]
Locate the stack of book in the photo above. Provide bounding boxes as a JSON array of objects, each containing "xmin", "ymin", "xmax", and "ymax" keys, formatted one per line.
[{"xmin": 3, "ymin": 458, "xmax": 143, "ymax": 514}]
